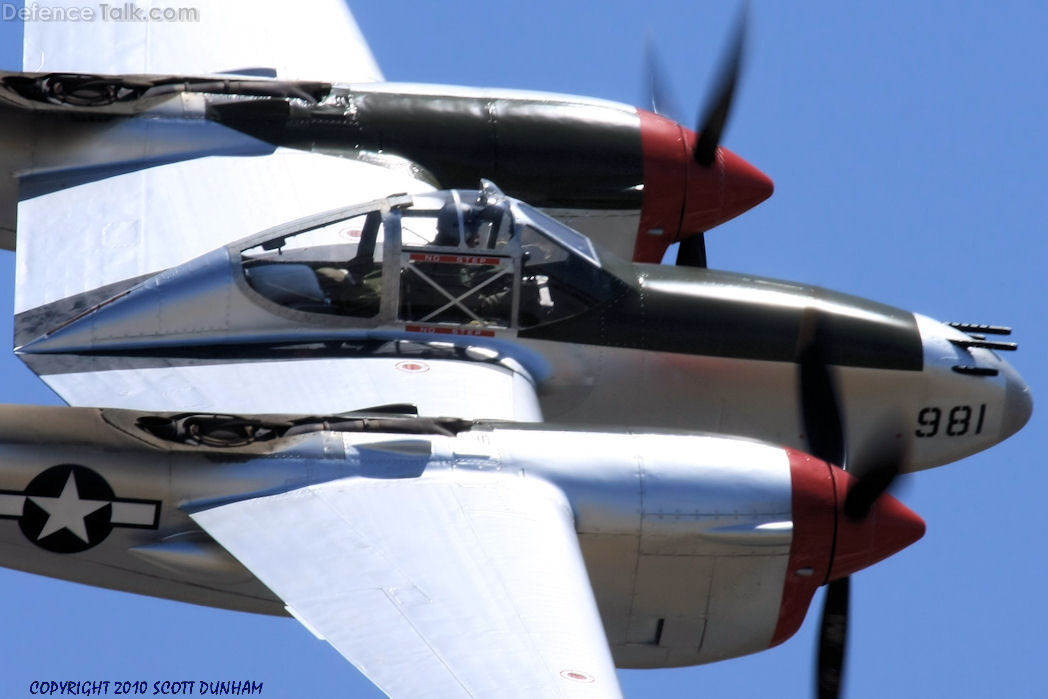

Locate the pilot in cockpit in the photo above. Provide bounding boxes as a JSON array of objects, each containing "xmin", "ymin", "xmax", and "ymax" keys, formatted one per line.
[
  {"xmin": 433, "ymin": 195, "xmax": 509, "ymax": 250},
  {"xmin": 404, "ymin": 195, "xmax": 513, "ymax": 325}
]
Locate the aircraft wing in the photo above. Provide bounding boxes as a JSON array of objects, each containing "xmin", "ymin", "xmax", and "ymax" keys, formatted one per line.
[
  {"xmin": 27, "ymin": 353, "xmax": 543, "ymax": 420},
  {"xmin": 21, "ymin": 0, "xmax": 382, "ymax": 82},
  {"xmin": 191, "ymin": 469, "xmax": 621, "ymax": 698}
]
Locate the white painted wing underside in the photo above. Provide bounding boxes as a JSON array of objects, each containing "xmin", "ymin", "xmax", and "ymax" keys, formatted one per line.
[
  {"xmin": 191, "ymin": 471, "xmax": 622, "ymax": 698},
  {"xmin": 16, "ymin": 148, "xmax": 430, "ymax": 314},
  {"xmin": 35, "ymin": 356, "xmax": 543, "ymax": 422},
  {"xmin": 21, "ymin": 0, "xmax": 383, "ymax": 82}
]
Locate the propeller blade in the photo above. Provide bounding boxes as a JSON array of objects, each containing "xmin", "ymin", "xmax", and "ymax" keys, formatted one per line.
[
  {"xmin": 643, "ymin": 32, "xmax": 685, "ymax": 124},
  {"xmin": 675, "ymin": 234, "xmax": 708, "ymax": 267},
  {"xmin": 693, "ymin": 5, "xmax": 747, "ymax": 167},
  {"xmin": 798, "ymin": 311, "xmax": 908, "ymax": 699},
  {"xmin": 816, "ymin": 576, "xmax": 850, "ymax": 699},
  {"xmin": 797, "ymin": 310, "xmax": 845, "ymax": 467},
  {"xmin": 844, "ymin": 451, "xmax": 903, "ymax": 521},
  {"xmin": 843, "ymin": 412, "xmax": 908, "ymax": 520}
]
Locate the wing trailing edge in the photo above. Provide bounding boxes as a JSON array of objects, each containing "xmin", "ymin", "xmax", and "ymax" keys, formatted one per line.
[{"xmin": 191, "ymin": 471, "xmax": 622, "ymax": 698}]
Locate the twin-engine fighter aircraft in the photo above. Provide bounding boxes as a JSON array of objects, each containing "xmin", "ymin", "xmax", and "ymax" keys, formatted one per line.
[
  {"xmin": 0, "ymin": 2, "xmax": 1033, "ymax": 698},
  {"xmin": 7, "ymin": 181, "xmax": 1032, "ymax": 698}
]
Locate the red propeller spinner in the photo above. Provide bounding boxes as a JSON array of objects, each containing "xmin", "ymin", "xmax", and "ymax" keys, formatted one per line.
[{"xmin": 635, "ymin": 109, "xmax": 773, "ymax": 263}]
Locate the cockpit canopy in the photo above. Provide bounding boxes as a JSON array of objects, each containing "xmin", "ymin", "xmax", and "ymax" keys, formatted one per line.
[{"xmin": 239, "ymin": 182, "xmax": 613, "ymax": 331}]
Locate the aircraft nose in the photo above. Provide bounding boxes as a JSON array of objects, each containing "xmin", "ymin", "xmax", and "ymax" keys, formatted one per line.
[
  {"xmin": 1000, "ymin": 360, "xmax": 1033, "ymax": 440},
  {"xmin": 911, "ymin": 314, "xmax": 1033, "ymax": 470}
]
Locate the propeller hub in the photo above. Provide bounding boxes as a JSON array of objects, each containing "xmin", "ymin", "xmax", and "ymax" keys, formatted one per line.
[
  {"xmin": 827, "ymin": 467, "xmax": 926, "ymax": 581},
  {"xmin": 680, "ymin": 124, "xmax": 775, "ymax": 235},
  {"xmin": 634, "ymin": 109, "xmax": 773, "ymax": 263},
  {"xmin": 770, "ymin": 449, "xmax": 924, "ymax": 647}
]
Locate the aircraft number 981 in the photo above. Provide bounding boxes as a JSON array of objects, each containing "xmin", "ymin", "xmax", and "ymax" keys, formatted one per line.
[{"xmin": 915, "ymin": 404, "xmax": 986, "ymax": 438}]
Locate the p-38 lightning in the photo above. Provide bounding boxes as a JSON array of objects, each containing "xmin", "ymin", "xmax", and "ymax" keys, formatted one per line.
[
  {"xmin": 0, "ymin": 2, "xmax": 1033, "ymax": 698},
  {"xmin": 6, "ymin": 181, "xmax": 1032, "ymax": 697}
]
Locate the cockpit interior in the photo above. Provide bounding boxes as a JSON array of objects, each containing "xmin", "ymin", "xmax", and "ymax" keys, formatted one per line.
[{"xmin": 240, "ymin": 181, "xmax": 614, "ymax": 331}]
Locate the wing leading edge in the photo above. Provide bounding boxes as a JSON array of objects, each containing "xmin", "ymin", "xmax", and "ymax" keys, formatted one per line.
[{"xmin": 191, "ymin": 470, "xmax": 622, "ymax": 698}]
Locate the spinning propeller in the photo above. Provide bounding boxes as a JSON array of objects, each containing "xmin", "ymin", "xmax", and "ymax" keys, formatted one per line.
[
  {"xmin": 645, "ymin": 7, "xmax": 750, "ymax": 268},
  {"xmin": 797, "ymin": 310, "xmax": 909, "ymax": 699}
]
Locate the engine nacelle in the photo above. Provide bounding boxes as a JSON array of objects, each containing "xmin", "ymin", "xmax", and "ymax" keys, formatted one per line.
[{"xmin": 477, "ymin": 428, "xmax": 923, "ymax": 667}]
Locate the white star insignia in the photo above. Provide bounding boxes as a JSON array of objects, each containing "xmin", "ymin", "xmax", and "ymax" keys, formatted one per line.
[{"xmin": 29, "ymin": 471, "xmax": 109, "ymax": 543}]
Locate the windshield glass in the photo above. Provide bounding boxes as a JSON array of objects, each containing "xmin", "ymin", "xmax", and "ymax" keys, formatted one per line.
[
  {"xmin": 401, "ymin": 190, "xmax": 513, "ymax": 251},
  {"xmin": 398, "ymin": 190, "xmax": 514, "ymax": 328},
  {"xmin": 512, "ymin": 202, "xmax": 600, "ymax": 267},
  {"xmin": 241, "ymin": 210, "xmax": 385, "ymax": 318},
  {"xmin": 234, "ymin": 187, "xmax": 614, "ymax": 331}
]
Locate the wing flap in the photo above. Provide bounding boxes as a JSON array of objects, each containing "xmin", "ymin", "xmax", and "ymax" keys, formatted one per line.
[{"xmin": 191, "ymin": 471, "xmax": 622, "ymax": 698}]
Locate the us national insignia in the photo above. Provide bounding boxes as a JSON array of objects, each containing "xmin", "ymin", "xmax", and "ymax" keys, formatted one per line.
[{"xmin": 0, "ymin": 464, "xmax": 161, "ymax": 553}]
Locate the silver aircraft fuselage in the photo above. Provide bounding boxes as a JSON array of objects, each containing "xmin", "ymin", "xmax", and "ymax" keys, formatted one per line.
[{"xmin": 15, "ymin": 190, "xmax": 1032, "ymax": 475}]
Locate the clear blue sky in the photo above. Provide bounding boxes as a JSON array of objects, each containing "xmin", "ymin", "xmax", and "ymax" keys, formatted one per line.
[{"xmin": 0, "ymin": 2, "xmax": 1045, "ymax": 697}]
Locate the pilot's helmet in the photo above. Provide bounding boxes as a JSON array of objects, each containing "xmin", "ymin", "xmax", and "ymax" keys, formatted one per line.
[{"xmin": 434, "ymin": 198, "xmax": 470, "ymax": 247}]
